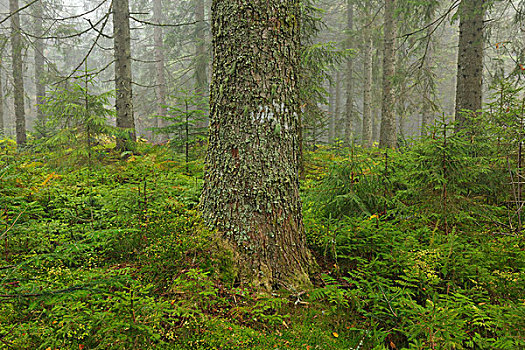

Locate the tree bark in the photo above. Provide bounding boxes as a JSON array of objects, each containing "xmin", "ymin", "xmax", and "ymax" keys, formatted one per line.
[
  {"xmin": 195, "ymin": 0, "xmax": 208, "ymax": 96},
  {"xmin": 335, "ymin": 70, "xmax": 341, "ymax": 140},
  {"xmin": 420, "ymin": 12, "xmax": 436, "ymax": 137},
  {"xmin": 113, "ymin": 0, "xmax": 136, "ymax": 149},
  {"xmin": 195, "ymin": 0, "xmax": 209, "ymax": 129},
  {"xmin": 33, "ymin": 0, "xmax": 46, "ymax": 129},
  {"xmin": 372, "ymin": 47, "xmax": 381, "ymax": 143},
  {"xmin": 344, "ymin": 1, "xmax": 354, "ymax": 146},
  {"xmin": 328, "ymin": 75, "xmax": 335, "ymax": 143},
  {"xmin": 0, "ymin": 59, "xmax": 4, "ymax": 136},
  {"xmin": 153, "ymin": 0, "xmax": 167, "ymax": 142},
  {"xmin": 10, "ymin": 0, "xmax": 26, "ymax": 147},
  {"xmin": 362, "ymin": 27, "xmax": 373, "ymax": 147},
  {"xmin": 455, "ymin": 0, "xmax": 485, "ymax": 129},
  {"xmin": 379, "ymin": 0, "xmax": 396, "ymax": 148},
  {"xmin": 202, "ymin": 0, "xmax": 313, "ymax": 290}
]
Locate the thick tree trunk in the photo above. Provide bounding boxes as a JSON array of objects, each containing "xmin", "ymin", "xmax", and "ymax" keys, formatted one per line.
[
  {"xmin": 10, "ymin": 0, "xmax": 26, "ymax": 147},
  {"xmin": 344, "ymin": 1, "xmax": 354, "ymax": 146},
  {"xmin": 153, "ymin": 0, "xmax": 167, "ymax": 142},
  {"xmin": 362, "ymin": 28, "xmax": 373, "ymax": 147},
  {"xmin": 202, "ymin": 0, "xmax": 313, "ymax": 290},
  {"xmin": 379, "ymin": 0, "xmax": 396, "ymax": 148},
  {"xmin": 455, "ymin": 0, "xmax": 485, "ymax": 129},
  {"xmin": 33, "ymin": 0, "xmax": 46, "ymax": 129},
  {"xmin": 113, "ymin": 0, "xmax": 136, "ymax": 149}
]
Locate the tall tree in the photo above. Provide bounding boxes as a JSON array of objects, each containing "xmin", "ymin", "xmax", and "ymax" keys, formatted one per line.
[
  {"xmin": 194, "ymin": 0, "xmax": 207, "ymax": 97},
  {"xmin": 335, "ymin": 70, "xmax": 342, "ymax": 139},
  {"xmin": 0, "ymin": 56, "xmax": 4, "ymax": 136},
  {"xmin": 455, "ymin": 0, "xmax": 485, "ymax": 128},
  {"xmin": 328, "ymin": 75, "xmax": 335, "ymax": 143},
  {"xmin": 113, "ymin": 0, "xmax": 136, "ymax": 148},
  {"xmin": 379, "ymin": 0, "xmax": 397, "ymax": 148},
  {"xmin": 10, "ymin": 0, "xmax": 26, "ymax": 147},
  {"xmin": 362, "ymin": 25, "xmax": 373, "ymax": 147},
  {"xmin": 344, "ymin": 0, "xmax": 355, "ymax": 145},
  {"xmin": 153, "ymin": 0, "xmax": 167, "ymax": 141},
  {"xmin": 33, "ymin": 0, "xmax": 46, "ymax": 128},
  {"xmin": 202, "ymin": 0, "xmax": 313, "ymax": 290},
  {"xmin": 420, "ymin": 32, "xmax": 436, "ymax": 136},
  {"xmin": 372, "ymin": 46, "xmax": 382, "ymax": 143}
]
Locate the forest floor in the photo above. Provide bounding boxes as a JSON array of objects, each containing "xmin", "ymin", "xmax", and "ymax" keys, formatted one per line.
[{"xmin": 0, "ymin": 139, "xmax": 524, "ymax": 349}]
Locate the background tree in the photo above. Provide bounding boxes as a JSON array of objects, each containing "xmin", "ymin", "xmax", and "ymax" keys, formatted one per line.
[
  {"xmin": 33, "ymin": 0, "xmax": 46, "ymax": 129},
  {"xmin": 153, "ymin": 0, "xmax": 168, "ymax": 142},
  {"xmin": 379, "ymin": 0, "xmax": 397, "ymax": 148},
  {"xmin": 113, "ymin": 0, "xmax": 136, "ymax": 149},
  {"xmin": 10, "ymin": 0, "xmax": 26, "ymax": 147},
  {"xmin": 344, "ymin": 0, "xmax": 355, "ymax": 145},
  {"xmin": 362, "ymin": 22, "xmax": 373, "ymax": 147},
  {"xmin": 455, "ymin": 0, "xmax": 485, "ymax": 128},
  {"xmin": 201, "ymin": 0, "xmax": 313, "ymax": 290},
  {"xmin": 0, "ymin": 38, "xmax": 5, "ymax": 136}
]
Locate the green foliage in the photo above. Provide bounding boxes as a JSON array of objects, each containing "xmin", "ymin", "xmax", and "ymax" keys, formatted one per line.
[
  {"xmin": 153, "ymin": 89, "xmax": 208, "ymax": 172},
  {"xmin": 36, "ymin": 78, "xmax": 117, "ymax": 163},
  {"xmin": 302, "ymin": 129, "xmax": 525, "ymax": 348}
]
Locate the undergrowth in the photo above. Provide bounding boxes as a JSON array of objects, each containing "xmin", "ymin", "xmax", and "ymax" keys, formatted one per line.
[{"xmin": 1, "ymin": 122, "xmax": 524, "ymax": 349}]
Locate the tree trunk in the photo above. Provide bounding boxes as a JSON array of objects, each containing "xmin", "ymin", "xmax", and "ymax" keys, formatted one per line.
[
  {"xmin": 362, "ymin": 27, "xmax": 373, "ymax": 147},
  {"xmin": 344, "ymin": 1, "xmax": 354, "ymax": 146},
  {"xmin": 33, "ymin": 0, "xmax": 46, "ymax": 130},
  {"xmin": 420, "ymin": 14, "xmax": 436, "ymax": 137},
  {"xmin": 195, "ymin": 0, "xmax": 208, "ymax": 97},
  {"xmin": 379, "ymin": 0, "xmax": 396, "ymax": 148},
  {"xmin": 153, "ymin": 0, "xmax": 167, "ymax": 142},
  {"xmin": 328, "ymin": 76, "xmax": 335, "ymax": 143},
  {"xmin": 10, "ymin": 0, "xmax": 26, "ymax": 147},
  {"xmin": 335, "ymin": 70, "xmax": 341, "ymax": 140},
  {"xmin": 0, "ymin": 60, "xmax": 4, "ymax": 136},
  {"xmin": 372, "ymin": 47, "xmax": 381, "ymax": 143},
  {"xmin": 455, "ymin": 0, "xmax": 485, "ymax": 129},
  {"xmin": 113, "ymin": 0, "xmax": 136, "ymax": 149},
  {"xmin": 202, "ymin": 0, "xmax": 313, "ymax": 290},
  {"xmin": 194, "ymin": 0, "xmax": 208, "ymax": 129}
]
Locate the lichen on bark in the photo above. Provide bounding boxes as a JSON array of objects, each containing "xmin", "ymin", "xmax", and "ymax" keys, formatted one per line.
[{"xmin": 201, "ymin": 0, "xmax": 313, "ymax": 291}]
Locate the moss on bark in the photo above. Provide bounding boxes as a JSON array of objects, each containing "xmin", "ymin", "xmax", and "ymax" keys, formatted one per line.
[{"xmin": 202, "ymin": 0, "xmax": 314, "ymax": 291}]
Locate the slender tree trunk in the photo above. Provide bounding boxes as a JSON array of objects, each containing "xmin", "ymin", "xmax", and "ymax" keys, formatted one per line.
[
  {"xmin": 113, "ymin": 0, "xmax": 136, "ymax": 149},
  {"xmin": 372, "ymin": 110, "xmax": 380, "ymax": 143},
  {"xmin": 455, "ymin": 0, "xmax": 485, "ymax": 129},
  {"xmin": 33, "ymin": 0, "xmax": 46, "ymax": 129},
  {"xmin": 153, "ymin": 0, "xmax": 167, "ymax": 142},
  {"xmin": 362, "ymin": 27, "xmax": 373, "ymax": 147},
  {"xmin": 372, "ymin": 47, "xmax": 381, "ymax": 143},
  {"xmin": 10, "ymin": 0, "xmax": 26, "ymax": 147},
  {"xmin": 0, "ymin": 61, "xmax": 4, "ymax": 136},
  {"xmin": 379, "ymin": 0, "xmax": 396, "ymax": 148},
  {"xmin": 202, "ymin": 0, "xmax": 313, "ymax": 290},
  {"xmin": 420, "ymin": 18, "xmax": 436, "ymax": 136},
  {"xmin": 335, "ymin": 70, "xmax": 341, "ymax": 140},
  {"xmin": 328, "ymin": 76, "xmax": 335, "ymax": 143},
  {"xmin": 195, "ymin": 0, "xmax": 208, "ymax": 128},
  {"xmin": 344, "ymin": 1, "xmax": 354, "ymax": 145},
  {"xmin": 195, "ymin": 0, "xmax": 208, "ymax": 96}
]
